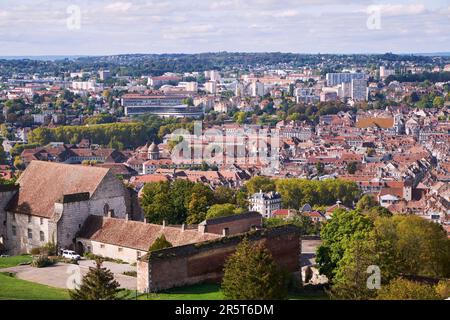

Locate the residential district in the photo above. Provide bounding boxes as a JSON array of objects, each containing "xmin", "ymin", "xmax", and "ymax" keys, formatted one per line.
[{"xmin": 0, "ymin": 53, "xmax": 449, "ymax": 300}]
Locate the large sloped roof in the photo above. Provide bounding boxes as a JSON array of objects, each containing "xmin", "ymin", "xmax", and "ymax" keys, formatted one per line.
[
  {"xmin": 6, "ymin": 161, "xmax": 110, "ymax": 218},
  {"xmin": 78, "ymin": 215, "xmax": 221, "ymax": 251}
]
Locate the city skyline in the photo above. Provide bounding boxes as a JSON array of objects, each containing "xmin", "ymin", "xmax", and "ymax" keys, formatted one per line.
[{"xmin": 0, "ymin": 0, "xmax": 450, "ymax": 56}]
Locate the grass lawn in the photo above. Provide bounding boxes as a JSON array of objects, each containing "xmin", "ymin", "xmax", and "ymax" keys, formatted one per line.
[
  {"xmin": 137, "ymin": 283, "xmax": 329, "ymax": 300},
  {"xmin": 138, "ymin": 283, "xmax": 224, "ymax": 300},
  {"xmin": 0, "ymin": 255, "xmax": 32, "ymax": 269},
  {"xmin": 0, "ymin": 272, "xmax": 70, "ymax": 300}
]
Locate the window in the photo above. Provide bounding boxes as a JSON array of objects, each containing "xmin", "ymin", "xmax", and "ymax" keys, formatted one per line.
[
  {"xmin": 12, "ymin": 225, "xmax": 16, "ymax": 236},
  {"xmin": 27, "ymin": 229, "xmax": 32, "ymax": 239},
  {"xmin": 100, "ymin": 244, "xmax": 105, "ymax": 249},
  {"xmin": 103, "ymin": 203, "xmax": 110, "ymax": 216},
  {"xmin": 28, "ymin": 216, "xmax": 32, "ymax": 223},
  {"xmin": 40, "ymin": 231, "xmax": 45, "ymax": 242},
  {"xmin": 40, "ymin": 218, "xmax": 44, "ymax": 225},
  {"xmin": 12, "ymin": 213, "xmax": 16, "ymax": 221},
  {"xmin": 118, "ymin": 247, "xmax": 123, "ymax": 252},
  {"xmin": 137, "ymin": 251, "xmax": 141, "ymax": 259}
]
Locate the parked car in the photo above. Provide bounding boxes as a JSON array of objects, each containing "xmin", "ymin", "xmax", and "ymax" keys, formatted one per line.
[{"xmin": 61, "ymin": 250, "xmax": 81, "ymax": 261}]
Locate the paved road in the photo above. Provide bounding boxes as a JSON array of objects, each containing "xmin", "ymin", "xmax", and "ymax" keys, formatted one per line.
[
  {"xmin": 0, "ymin": 260, "xmax": 137, "ymax": 290},
  {"xmin": 301, "ymin": 240, "xmax": 322, "ymax": 267}
]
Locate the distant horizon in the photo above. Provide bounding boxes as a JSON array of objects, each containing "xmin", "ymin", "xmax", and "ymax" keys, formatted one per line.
[{"xmin": 1, "ymin": 51, "xmax": 450, "ymax": 61}]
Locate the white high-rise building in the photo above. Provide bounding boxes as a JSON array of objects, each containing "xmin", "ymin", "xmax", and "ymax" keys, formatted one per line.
[
  {"xmin": 351, "ymin": 79, "xmax": 368, "ymax": 101},
  {"xmin": 251, "ymin": 81, "xmax": 265, "ymax": 97},
  {"xmin": 205, "ymin": 70, "xmax": 221, "ymax": 82},
  {"xmin": 205, "ymin": 81, "xmax": 217, "ymax": 94},
  {"xmin": 326, "ymin": 72, "xmax": 365, "ymax": 87},
  {"xmin": 380, "ymin": 66, "xmax": 395, "ymax": 79}
]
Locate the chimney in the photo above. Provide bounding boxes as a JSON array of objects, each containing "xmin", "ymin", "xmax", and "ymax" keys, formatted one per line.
[
  {"xmin": 198, "ymin": 224, "xmax": 206, "ymax": 234},
  {"xmin": 222, "ymin": 228, "xmax": 229, "ymax": 237},
  {"xmin": 107, "ymin": 210, "xmax": 114, "ymax": 218},
  {"xmin": 162, "ymin": 220, "xmax": 166, "ymax": 229},
  {"xmin": 125, "ymin": 214, "xmax": 129, "ymax": 221},
  {"xmin": 144, "ymin": 217, "xmax": 147, "ymax": 224},
  {"xmin": 181, "ymin": 224, "xmax": 186, "ymax": 232}
]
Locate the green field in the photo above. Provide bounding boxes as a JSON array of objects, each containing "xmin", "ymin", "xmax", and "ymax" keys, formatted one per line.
[
  {"xmin": 0, "ymin": 255, "xmax": 32, "ymax": 269},
  {"xmin": 138, "ymin": 283, "xmax": 224, "ymax": 300},
  {"xmin": 0, "ymin": 272, "xmax": 70, "ymax": 300},
  {"xmin": 137, "ymin": 283, "xmax": 328, "ymax": 300}
]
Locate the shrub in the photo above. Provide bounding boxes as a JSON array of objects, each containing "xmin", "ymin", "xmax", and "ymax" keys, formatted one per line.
[
  {"xmin": 31, "ymin": 255, "xmax": 55, "ymax": 268},
  {"xmin": 435, "ymin": 280, "xmax": 450, "ymax": 299},
  {"xmin": 41, "ymin": 242, "xmax": 57, "ymax": 256},
  {"xmin": 122, "ymin": 271, "xmax": 137, "ymax": 277},
  {"xmin": 377, "ymin": 278, "xmax": 441, "ymax": 300},
  {"xmin": 148, "ymin": 235, "xmax": 173, "ymax": 252},
  {"xmin": 30, "ymin": 247, "xmax": 41, "ymax": 255}
]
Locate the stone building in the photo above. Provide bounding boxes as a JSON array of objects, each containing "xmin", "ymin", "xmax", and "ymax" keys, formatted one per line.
[
  {"xmin": 198, "ymin": 212, "xmax": 262, "ymax": 235},
  {"xmin": 248, "ymin": 191, "xmax": 282, "ymax": 218},
  {"xmin": 0, "ymin": 161, "xmax": 133, "ymax": 255},
  {"xmin": 76, "ymin": 215, "xmax": 220, "ymax": 263},
  {"xmin": 137, "ymin": 225, "xmax": 302, "ymax": 292}
]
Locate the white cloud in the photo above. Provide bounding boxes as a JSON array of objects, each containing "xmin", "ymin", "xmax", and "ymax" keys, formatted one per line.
[
  {"xmin": 0, "ymin": 0, "xmax": 448, "ymax": 55},
  {"xmin": 104, "ymin": 2, "xmax": 133, "ymax": 13},
  {"xmin": 273, "ymin": 9, "xmax": 300, "ymax": 18},
  {"xmin": 366, "ymin": 4, "xmax": 427, "ymax": 17}
]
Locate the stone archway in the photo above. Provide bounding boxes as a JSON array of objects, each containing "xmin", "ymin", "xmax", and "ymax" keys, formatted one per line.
[{"xmin": 76, "ymin": 241, "xmax": 85, "ymax": 255}]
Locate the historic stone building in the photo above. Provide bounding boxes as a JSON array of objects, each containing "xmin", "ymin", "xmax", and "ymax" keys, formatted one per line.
[
  {"xmin": 137, "ymin": 225, "xmax": 302, "ymax": 292},
  {"xmin": 0, "ymin": 161, "xmax": 133, "ymax": 255},
  {"xmin": 76, "ymin": 215, "xmax": 220, "ymax": 263}
]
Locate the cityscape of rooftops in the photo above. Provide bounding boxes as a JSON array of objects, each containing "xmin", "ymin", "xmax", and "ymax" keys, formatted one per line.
[{"xmin": 0, "ymin": 0, "xmax": 449, "ymax": 311}]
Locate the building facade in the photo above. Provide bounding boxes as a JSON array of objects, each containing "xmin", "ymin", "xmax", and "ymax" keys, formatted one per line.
[
  {"xmin": 0, "ymin": 161, "xmax": 132, "ymax": 255},
  {"xmin": 248, "ymin": 191, "xmax": 282, "ymax": 218}
]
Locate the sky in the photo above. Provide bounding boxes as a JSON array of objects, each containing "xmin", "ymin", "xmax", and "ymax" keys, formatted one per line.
[{"xmin": 0, "ymin": 0, "xmax": 450, "ymax": 56}]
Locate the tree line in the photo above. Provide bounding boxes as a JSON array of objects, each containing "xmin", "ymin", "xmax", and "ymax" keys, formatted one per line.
[
  {"xmin": 245, "ymin": 176, "xmax": 361, "ymax": 208},
  {"xmin": 140, "ymin": 180, "xmax": 248, "ymax": 225}
]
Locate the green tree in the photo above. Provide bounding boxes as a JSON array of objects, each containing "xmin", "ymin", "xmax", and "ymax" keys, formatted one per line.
[
  {"xmin": 206, "ymin": 204, "xmax": 239, "ymax": 220},
  {"xmin": 316, "ymin": 162, "xmax": 325, "ymax": 175},
  {"xmin": 13, "ymin": 156, "xmax": 24, "ymax": 170},
  {"xmin": 149, "ymin": 234, "xmax": 173, "ymax": 252},
  {"xmin": 245, "ymin": 176, "xmax": 276, "ymax": 195},
  {"xmin": 320, "ymin": 213, "xmax": 450, "ymax": 299},
  {"xmin": 186, "ymin": 194, "xmax": 209, "ymax": 224},
  {"xmin": 433, "ymin": 96, "xmax": 445, "ymax": 108},
  {"xmin": 222, "ymin": 239, "xmax": 288, "ymax": 300},
  {"xmin": 69, "ymin": 259, "xmax": 123, "ymax": 300},
  {"xmin": 346, "ymin": 161, "xmax": 358, "ymax": 174},
  {"xmin": 356, "ymin": 194, "xmax": 378, "ymax": 211},
  {"xmin": 213, "ymin": 186, "xmax": 236, "ymax": 204},
  {"xmin": 330, "ymin": 237, "xmax": 379, "ymax": 300},
  {"xmin": 233, "ymin": 111, "xmax": 246, "ymax": 124},
  {"xmin": 316, "ymin": 209, "xmax": 374, "ymax": 281}
]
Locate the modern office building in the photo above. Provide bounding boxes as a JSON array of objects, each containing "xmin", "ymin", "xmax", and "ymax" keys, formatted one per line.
[
  {"xmin": 326, "ymin": 72, "xmax": 365, "ymax": 87},
  {"xmin": 121, "ymin": 94, "xmax": 203, "ymax": 118}
]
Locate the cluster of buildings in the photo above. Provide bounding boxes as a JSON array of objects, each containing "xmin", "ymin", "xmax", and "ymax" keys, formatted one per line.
[{"xmin": 0, "ymin": 161, "xmax": 301, "ymax": 292}]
